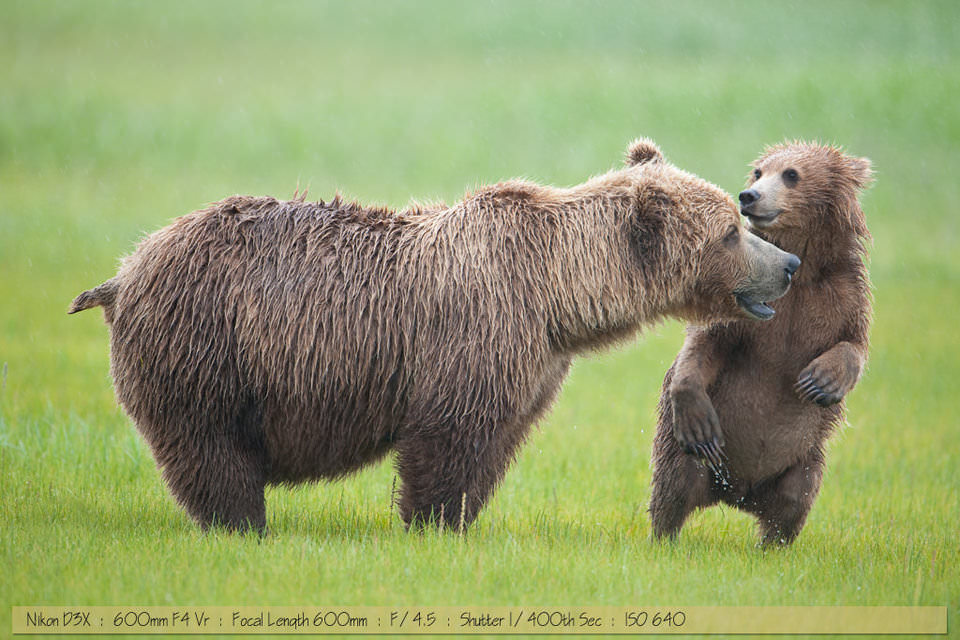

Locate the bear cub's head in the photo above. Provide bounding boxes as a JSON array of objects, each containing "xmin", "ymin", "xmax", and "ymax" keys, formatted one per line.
[{"xmin": 739, "ymin": 142, "xmax": 872, "ymax": 246}]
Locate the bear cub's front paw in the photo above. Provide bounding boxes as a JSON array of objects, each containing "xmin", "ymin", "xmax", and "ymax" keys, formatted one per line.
[
  {"xmin": 795, "ymin": 354, "xmax": 857, "ymax": 406},
  {"xmin": 671, "ymin": 385, "xmax": 725, "ymax": 470}
]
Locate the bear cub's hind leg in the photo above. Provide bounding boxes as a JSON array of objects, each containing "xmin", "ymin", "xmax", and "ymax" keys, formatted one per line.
[
  {"xmin": 742, "ymin": 447, "xmax": 825, "ymax": 546},
  {"xmin": 649, "ymin": 431, "xmax": 718, "ymax": 540}
]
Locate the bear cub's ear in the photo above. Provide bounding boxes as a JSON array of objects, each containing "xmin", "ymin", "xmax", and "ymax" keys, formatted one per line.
[
  {"xmin": 846, "ymin": 155, "xmax": 874, "ymax": 189},
  {"xmin": 625, "ymin": 138, "xmax": 664, "ymax": 167}
]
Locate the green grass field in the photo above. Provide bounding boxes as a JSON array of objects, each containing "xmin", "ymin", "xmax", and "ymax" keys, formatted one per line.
[{"xmin": 2, "ymin": 1, "xmax": 958, "ymax": 638}]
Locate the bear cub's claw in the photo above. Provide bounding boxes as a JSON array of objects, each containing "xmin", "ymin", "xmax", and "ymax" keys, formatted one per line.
[
  {"xmin": 671, "ymin": 386, "xmax": 728, "ymax": 475},
  {"xmin": 692, "ymin": 440, "xmax": 729, "ymax": 482},
  {"xmin": 795, "ymin": 345, "xmax": 862, "ymax": 407},
  {"xmin": 794, "ymin": 370, "xmax": 844, "ymax": 406}
]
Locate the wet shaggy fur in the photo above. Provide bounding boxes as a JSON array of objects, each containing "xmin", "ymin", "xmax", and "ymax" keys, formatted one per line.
[
  {"xmin": 649, "ymin": 141, "xmax": 873, "ymax": 545},
  {"xmin": 71, "ymin": 139, "xmax": 789, "ymax": 534}
]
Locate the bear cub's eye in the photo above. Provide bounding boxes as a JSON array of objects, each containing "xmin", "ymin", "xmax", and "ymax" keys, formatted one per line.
[
  {"xmin": 782, "ymin": 168, "xmax": 800, "ymax": 186},
  {"xmin": 752, "ymin": 168, "xmax": 762, "ymax": 180}
]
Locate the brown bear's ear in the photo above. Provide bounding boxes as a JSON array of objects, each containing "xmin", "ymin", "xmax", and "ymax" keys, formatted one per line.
[
  {"xmin": 846, "ymin": 155, "xmax": 874, "ymax": 189},
  {"xmin": 625, "ymin": 138, "xmax": 664, "ymax": 167}
]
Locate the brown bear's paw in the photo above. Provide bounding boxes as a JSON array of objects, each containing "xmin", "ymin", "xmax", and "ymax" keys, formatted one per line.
[
  {"xmin": 794, "ymin": 347, "xmax": 861, "ymax": 406},
  {"xmin": 670, "ymin": 386, "xmax": 726, "ymax": 473}
]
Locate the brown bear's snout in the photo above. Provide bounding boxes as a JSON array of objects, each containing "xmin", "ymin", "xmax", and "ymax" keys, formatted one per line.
[
  {"xmin": 785, "ymin": 254, "xmax": 801, "ymax": 278},
  {"xmin": 734, "ymin": 233, "xmax": 800, "ymax": 320}
]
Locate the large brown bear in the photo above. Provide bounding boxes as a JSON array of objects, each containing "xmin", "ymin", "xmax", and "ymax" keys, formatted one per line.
[
  {"xmin": 70, "ymin": 139, "xmax": 799, "ymax": 534},
  {"xmin": 649, "ymin": 141, "xmax": 872, "ymax": 545}
]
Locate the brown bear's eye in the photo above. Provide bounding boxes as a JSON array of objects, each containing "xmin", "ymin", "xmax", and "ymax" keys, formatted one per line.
[
  {"xmin": 783, "ymin": 168, "xmax": 799, "ymax": 186},
  {"xmin": 752, "ymin": 168, "xmax": 762, "ymax": 180},
  {"xmin": 723, "ymin": 225, "xmax": 739, "ymax": 247}
]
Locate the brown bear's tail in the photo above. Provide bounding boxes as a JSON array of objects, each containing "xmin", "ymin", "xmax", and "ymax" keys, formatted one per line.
[{"xmin": 68, "ymin": 278, "xmax": 119, "ymax": 314}]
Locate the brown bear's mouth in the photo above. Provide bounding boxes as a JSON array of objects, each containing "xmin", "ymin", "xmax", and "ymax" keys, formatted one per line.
[{"xmin": 735, "ymin": 294, "xmax": 776, "ymax": 320}]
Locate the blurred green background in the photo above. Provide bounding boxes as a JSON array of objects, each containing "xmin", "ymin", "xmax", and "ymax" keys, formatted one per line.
[{"xmin": 2, "ymin": 1, "xmax": 957, "ymax": 637}]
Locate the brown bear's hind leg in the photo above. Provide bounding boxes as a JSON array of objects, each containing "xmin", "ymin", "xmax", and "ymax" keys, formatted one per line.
[
  {"xmin": 160, "ymin": 441, "xmax": 268, "ymax": 534},
  {"xmin": 148, "ymin": 403, "xmax": 269, "ymax": 535},
  {"xmin": 649, "ymin": 435, "xmax": 718, "ymax": 540},
  {"xmin": 741, "ymin": 447, "xmax": 824, "ymax": 546}
]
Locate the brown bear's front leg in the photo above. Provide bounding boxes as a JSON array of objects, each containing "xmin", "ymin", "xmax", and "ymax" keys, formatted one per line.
[
  {"xmin": 741, "ymin": 447, "xmax": 825, "ymax": 546},
  {"xmin": 395, "ymin": 423, "xmax": 526, "ymax": 532},
  {"xmin": 795, "ymin": 341, "xmax": 866, "ymax": 406}
]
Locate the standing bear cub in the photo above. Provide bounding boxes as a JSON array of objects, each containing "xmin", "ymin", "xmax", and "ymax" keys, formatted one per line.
[
  {"xmin": 70, "ymin": 139, "xmax": 799, "ymax": 534},
  {"xmin": 649, "ymin": 141, "xmax": 873, "ymax": 545}
]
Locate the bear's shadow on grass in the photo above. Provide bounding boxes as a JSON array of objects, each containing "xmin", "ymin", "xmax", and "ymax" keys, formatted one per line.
[
  {"xmin": 241, "ymin": 501, "xmax": 612, "ymax": 546},
  {"xmin": 73, "ymin": 482, "xmax": 801, "ymax": 552},
  {"xmin": 266, "ymin": 505, "xmax": 639, "ymax": 548},
  {"xmin": 268, "ymin": 508, "xmax": 397, "ymax": 540},
  {"xmin": 84, "ymin": 496, "xmax": 821, "ymax": 558}
]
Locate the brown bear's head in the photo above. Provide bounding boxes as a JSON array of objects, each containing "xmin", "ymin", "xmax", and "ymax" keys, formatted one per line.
[
  {"xmin": 739, "ymin": 142, "xmax": 872, "ymax": 251},
  {"xmin": 624, "ymin": 139, "xmax": 800, "ymax": 322}
]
